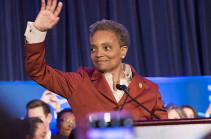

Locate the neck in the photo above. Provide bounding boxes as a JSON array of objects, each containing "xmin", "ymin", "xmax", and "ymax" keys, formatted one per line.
[{"xmin": 111, "ymin": 65, "xmax": 125, "ymax": 90}]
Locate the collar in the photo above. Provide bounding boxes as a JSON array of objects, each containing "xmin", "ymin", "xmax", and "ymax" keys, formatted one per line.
[
  {"xmin": 91, "ymin": 63, "xmax": 135, "ymax": 81},
  {"xmin": 90, "ymin": 63, "xmax": 149, "ymax": 104},
  {"xmin": 90, "ymin": 63, "xmax": 136, "ymax": 103},
  {"xmin": 104, "ymin": 63, "xmax": 132, "ymax": 81},
  {"xmin": 47, "ymin": 130, "xmax": 51, "ymax": 139}
]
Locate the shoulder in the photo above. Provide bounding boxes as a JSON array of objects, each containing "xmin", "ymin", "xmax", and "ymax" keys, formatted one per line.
[
  {"xmin": 137, "ymin": 75, "xmax": 156, "ymax": 85},
  {"xmin": 131, "ymin": 70, "xmax": 158, "ymax": 91},
  {"xmin": 134, "ymin": 74, "xmax": 158, "ymax": 88},
  {"xmin": 128, "ymin": 64, "xmax": 157, "ymax": 86},
  {"xmin": 76, "ymin": 67, "xmax": 95, "ymax": 77}
]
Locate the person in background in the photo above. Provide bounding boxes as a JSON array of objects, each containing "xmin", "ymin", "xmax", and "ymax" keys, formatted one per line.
[
  {"xmin": 26, "ymin": 99, "xmax": 65, "ymax": 139},
  {"xmin": 181, "ymin": 105, "xmax": 198, "ymax": 118},
  {"xmin": 12, "ymin": 117, "xmax": 47, "ymax": 139},
  {"xmin": 41, "ymin": 89, "xmax": 63, "ymax": 134},
  {"xmin": 24, "ymin": 117, "xmax": 47, "ymax": 139},
  {"xmin": 165, "ymin": 104, "xmax": 187, "ymax": 119},
  {"xmin": 56, "ymin": 109, "xmax": 76, "ymax": 138}
]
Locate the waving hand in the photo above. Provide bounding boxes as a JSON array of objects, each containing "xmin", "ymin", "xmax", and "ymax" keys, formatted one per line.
[{"xmin": 33, "ymin": 0, "xmax": 63, "ymax": 32}]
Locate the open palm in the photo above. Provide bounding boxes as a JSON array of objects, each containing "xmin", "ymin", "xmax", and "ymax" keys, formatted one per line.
[{"xmin": 34, "ymin": 0, "xmax": 63, "ymax": 32}]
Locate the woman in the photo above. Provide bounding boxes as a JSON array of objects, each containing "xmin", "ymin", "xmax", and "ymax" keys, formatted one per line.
[{"xmin": 25, "ymin": 0, "xmax": 167, "ymax": 123}]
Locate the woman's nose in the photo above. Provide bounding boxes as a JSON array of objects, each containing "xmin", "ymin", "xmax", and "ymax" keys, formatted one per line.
[{"xmin": 95, "ymin": 49, "xmax": 104, "ymax": 57}]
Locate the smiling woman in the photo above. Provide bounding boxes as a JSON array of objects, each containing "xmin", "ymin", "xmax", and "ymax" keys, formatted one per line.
[
  {"xmin": 24, "ymin": 0, "xmax": 167, "ymax": 133},
  {"xmin": 90, "ymin": 29, "xmax": 128, "ymax": 85},
  {"xmin": 89, "ymin": 20, "xmax": 129, "ymax": 77}
]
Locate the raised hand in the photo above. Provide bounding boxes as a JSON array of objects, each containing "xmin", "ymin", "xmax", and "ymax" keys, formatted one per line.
[
  {"xmin": 40, "ymin": 90, "xmax": 61, "ymax": 112},
  {"xmin": 33, "ymin": 0, "xmax": 63, "ymax": 32}
]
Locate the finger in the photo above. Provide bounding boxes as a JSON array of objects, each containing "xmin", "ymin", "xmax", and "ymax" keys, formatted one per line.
[
  {"xmin": 54, "ymin": 17, "xmax": 60, "ymax": 24},
  {"xmin": 43, "ymin": 90, "xmax": 48, "ymax": 94},
  {"xmin": 41, "ymin": 0, "xmax": 46, "ymax": 10},
  {"xmin": 49, "ymin": 17, "xmax": 60, "ymax": 29},
  {"xmin": 46, "ymin": 0, "xmax": 52, "ymax": 10},
  {"xmin": 50, "ymin": 98, "xmax": 58, "ymax": 103},
  {"xmin": 51, "ymin": 96, "xmax": 59, "ymax": 102},
  {"xmin": 43, "ymin": 90, "xmax": 51, "ymax": 95},
  {"xmin": 50, "ymin": 0, "xmax": 57, "ymax": 12},
  {"xmin": 46, "ymin": 92, "xmax": 53, "ymax": 96},
  {"xmin": 51, "ymin": 94, "xmax": 57, "ymax": 99},
  {"xmin": 54, "ymin": 2, "xmax": 63, "ymax": 17}
]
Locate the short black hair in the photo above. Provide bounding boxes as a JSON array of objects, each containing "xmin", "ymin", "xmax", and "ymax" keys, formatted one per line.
[
  {"xmin": 57, "ymin": 108, "xmax": 73, "ymax": 124},
  {"xmin": 89, "ymin": 19, "xmax": 130, "ymax": 47},
  {"xmin": 23, "ymin": 117, "xmax": 44, "ymax": 139},
  {"xmin": 26, "ymin": 99, "xmax": 51, "ymax": 117}
]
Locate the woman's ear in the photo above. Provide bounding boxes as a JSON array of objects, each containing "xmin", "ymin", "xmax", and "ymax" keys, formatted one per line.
[{"xmin": 121, "ymin": 46, "xmax": 128, "ymax": 59}]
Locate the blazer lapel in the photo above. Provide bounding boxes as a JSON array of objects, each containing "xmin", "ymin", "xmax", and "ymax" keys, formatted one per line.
[
  {"xmin": 127, "ymin": 75, "xmax": 149, "ymax": 99},
  {"xmin": 118, "ymin": 68, "xmax": 150, "ymax": 105},
  {"xmin": 91, "ymin": 69, "xmax": 117, "ymax": 104}
]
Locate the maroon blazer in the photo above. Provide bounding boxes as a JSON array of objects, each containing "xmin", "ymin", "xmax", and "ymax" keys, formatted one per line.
[{"xmin": 25, "ymin": 41, "xmax": 168, "ymax": 122}]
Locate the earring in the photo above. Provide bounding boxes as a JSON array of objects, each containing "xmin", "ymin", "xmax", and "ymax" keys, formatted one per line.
[{"xmin": 122, "ymin": 56, "xmax": 125, "ymax": 59}]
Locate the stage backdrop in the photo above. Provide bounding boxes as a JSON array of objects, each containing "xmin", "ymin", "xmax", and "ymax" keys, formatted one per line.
[
  {"xmin": 0, "ymin": 76, "xmax": 211, "ymax": 131},
  {"xmin": 1, "ymin": 0, "xmax": 211, "ymax": 80}
]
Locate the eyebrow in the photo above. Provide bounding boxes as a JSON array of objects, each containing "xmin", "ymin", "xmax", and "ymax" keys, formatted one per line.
[
  {"xmin": 90, "ymin": 45, "xmax": 96, "ymax": 48},
  {"xmin": 90, "ymin": 42, "xmax": 112, "ymax": 47}
]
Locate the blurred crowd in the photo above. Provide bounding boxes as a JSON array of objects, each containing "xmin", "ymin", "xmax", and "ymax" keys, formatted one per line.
[
  {"xmin": 165, "ymin": 104, "xmax": 198, "ymax": 119},
  {"xmin": 4, "ymin": 90, "xmax": 76, "ymax": 139},
  {"xmin": 165, "ymin": 102, "xmax": 211, "ymax": 119},
  {"xmin": 2, "ymin": 89, "xmax": 211, "ymax": 139}
]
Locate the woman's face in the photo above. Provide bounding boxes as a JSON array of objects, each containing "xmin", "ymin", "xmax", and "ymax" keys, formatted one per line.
[{"xmin": 90, "ymin": 30, "xmax": 127, "ymax": 74}]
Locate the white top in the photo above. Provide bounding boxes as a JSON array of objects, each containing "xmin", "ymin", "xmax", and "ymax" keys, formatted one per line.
[
  {"xmin": 24, "ymin": 22, "xmax": 47, "ymax": 44},
  {"xmin": 46, "ymin": 130, "xmax": 51, "ymax": 139},
  {"xmin": 104, "ymin": 64, "xmax": 132, "ymax": 102}
]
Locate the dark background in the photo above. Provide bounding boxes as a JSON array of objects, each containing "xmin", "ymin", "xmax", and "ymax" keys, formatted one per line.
[{"xmin": 1, "ymin": 0, "xmax": 211, "ymax": 80}]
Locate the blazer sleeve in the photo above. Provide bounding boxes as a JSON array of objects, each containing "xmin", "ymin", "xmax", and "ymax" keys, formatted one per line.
[
  {"xmin": 152, "ymin": 84, "xmax": 168, "ymax": 119},
  {"xmin": 25, "ymin": 41, "xmax": 82, "ymax": 99}
]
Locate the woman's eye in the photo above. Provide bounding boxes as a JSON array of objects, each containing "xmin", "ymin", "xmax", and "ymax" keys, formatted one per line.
[
  {"xmin": 105, "ymin": 46, "xmax": 111, "ymax": 50},
  {"xmin": 90, "ymin": 48, "xmax": 96, "ymax": 52}
]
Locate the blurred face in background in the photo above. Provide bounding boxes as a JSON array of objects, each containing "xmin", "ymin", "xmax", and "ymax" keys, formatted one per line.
[
  {"xmin": 33, "ymin": 122, "xmax": 47, "ymax": 139},
  {"xmin": 27, "ymin": 106, "xmax": 52, "ymax": 132},
  {"xmin": 25, "ymin": 120, "xmax": 47, "ymax": 139},
  {"xmin": 57, "ymin": 112, "xmax": 76, "ymax": 137},
  {"xmin": 168, "ymin": 109, "xmax": 181, "ymax": 119},
  {"xmin": 183, "ymin": 107, "xmax": 195, "ymax": 118}
]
